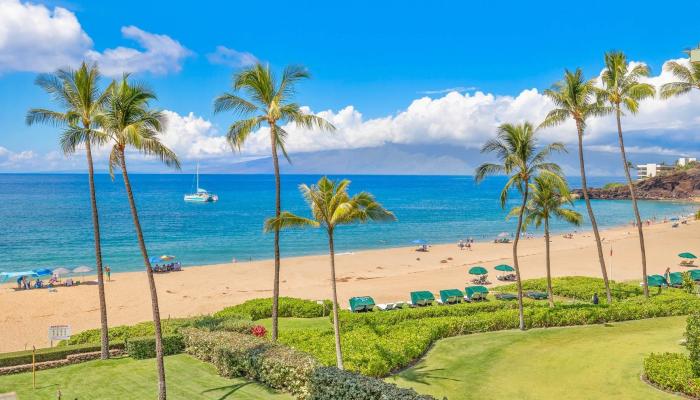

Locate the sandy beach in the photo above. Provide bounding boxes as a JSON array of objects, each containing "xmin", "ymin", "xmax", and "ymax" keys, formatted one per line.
[{"xmin": 1, "ymin": 219, "xmax": 699, "ymax": 353}]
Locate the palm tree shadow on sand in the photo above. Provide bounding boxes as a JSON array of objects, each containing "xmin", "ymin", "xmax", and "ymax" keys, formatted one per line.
[{"xmin": 398, "ymin": 365, "xmax": 461, "ymax": 385}]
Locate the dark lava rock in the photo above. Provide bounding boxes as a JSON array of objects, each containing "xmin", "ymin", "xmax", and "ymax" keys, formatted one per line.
[{"xmin": 572, "ymin": 167, "xmax": 700, "ymax": 200}]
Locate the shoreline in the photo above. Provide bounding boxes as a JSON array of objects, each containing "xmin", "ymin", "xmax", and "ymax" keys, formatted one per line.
[{"xmin": 1, "ymin": 218, "xmax": 699, "ymax": 352}]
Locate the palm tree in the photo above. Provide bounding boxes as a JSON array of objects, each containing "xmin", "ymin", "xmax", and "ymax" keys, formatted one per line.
[
  {"xmin": 103, "ymin": 76, "xmax": 180, "ymax": 400},
  {"xmin": 26, "ymin": 62, "xmax": 112, "ymax": 359},
  {"xmin": 264, "ymin": 177, "xmax": 395, "ymax": 368},
  {"xmin": 660, "ymin": 55, "xmax": 700, "ymax": 99},
  {"xmin": 510, "ymin": 173, "xmax": 582, "ymax": 307},
  {"xmin": 540, "ymin": 69, "xmax": 614, "ymax": 303},
  {"xmin": 476, "ymin": 122, "xmax": 565, "ymax": 330},
  {"xmin": 597, "ymin": 51, "xmax": 656, "ymax": 298},
  {"xmin": 213, "ymin": 63, "xmax": 335, "ymax": 341}
]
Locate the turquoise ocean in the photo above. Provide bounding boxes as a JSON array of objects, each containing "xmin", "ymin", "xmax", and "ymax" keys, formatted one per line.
[{"xmin": 0, "ymin": 174, "xmax": 696, "ymax": 273}]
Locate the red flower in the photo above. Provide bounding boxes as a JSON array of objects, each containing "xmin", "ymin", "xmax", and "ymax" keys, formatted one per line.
[{"xmin": 251, "ymin": 325, "xmax": 267, "ymax": 337}]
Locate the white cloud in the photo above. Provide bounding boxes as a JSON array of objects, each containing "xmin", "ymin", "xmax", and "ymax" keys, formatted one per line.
[
  {"xmin": 85, "ymin": 26, "xmax": 191, "ymax": 76},
  {"xmin": 159, "ymin": 110, "xmax": 229, "ymax": 158},
  {"xmin": 0, "ymin": 0, "xmax": 190, "ymax": 76},
  {"xmin": 0, "ymin": 0, "xmax": 92, "ymax": 73},
  {"xmin": 418, "ymin": 86, "xmax": 478, "ymax": 95},
  {"xmin": 207, "ymin": 46, "xmax": 258, "ymax": 68}
]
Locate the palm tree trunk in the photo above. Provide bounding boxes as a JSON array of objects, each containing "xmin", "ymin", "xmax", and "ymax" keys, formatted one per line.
[
  {"xmin": 545, "ymin": 217, "xmax": 554, "ymax": 308},
  {"xmin": 576, "ymin": 121, "xmax": 612, "ymax": 303},
  {"xmin": 512, "ymin": 183, "xmax": 529, "ymax": 331},
  {"xmin": 269, "ymin": 125, "xmax": 282, "ymax": 342},
  {"xmin": 616, "ymin": 107, "xmax": 649, "ymax": 298},
  {"xmin": 119, "ymin": 151, "xmax": 167, "ymax": 400},
  {"xmin": 327, "ymin": 230, "xmax": 344, "ymax": 369},
  {"xmin": 84, "ymin": 139, "xmax": 109, "ymax": 359}
]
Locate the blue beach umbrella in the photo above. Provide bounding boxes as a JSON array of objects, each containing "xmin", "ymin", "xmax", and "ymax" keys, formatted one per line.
[
  {"xmin": 149, "ymin": 256, "xmax": 162, "ymax": 264},
  {"xmin": 0, "ymin": 270, "xmax": 39, "ymax": 282},
  {"xmin": 411, "ymin": 239, "xmax": 428, "ymax": 245},
  {"xmin": 32, "ymin": 268, "xmax": 53, "ymax": 276}
]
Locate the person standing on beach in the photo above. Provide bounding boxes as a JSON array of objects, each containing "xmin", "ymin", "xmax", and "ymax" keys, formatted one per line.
[{"xmin": 105, "ymin": 266, "xmax": 111, "ymax": 282}]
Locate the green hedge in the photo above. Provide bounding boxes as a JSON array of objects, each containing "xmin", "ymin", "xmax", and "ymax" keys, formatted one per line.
[
  {"xmin": 0, "ymin": 342, "xmax": 125, "ymax": 368},
  {"xmin": 61, "ymin": 315, "xmax": 254, "ymax": 346},
  {"xmin": 182, "ymin": 327, "xmax": 319, "ymax": 398},
  {"xmin": 688, "ymin": 314, "xmax": 700, "ymax": 376},
  {"xmin": 308, "ymin": 366, "xmax": 434, "ymax": 400},
  {"xmin": 499, "ymin": 276, "xmax": 642, "ymax": 302},
  {"xmin": 125, "ymin": 335, "xmax": 185, "ymax": 360},
  {"xmin": 280, "ymin": 290, "xmax": 700, "ymax": 376},
  {"xmin": 182, "ymin": 328, "xmax": 435, "ymax": 399},
  {"xmin": 61, "ymin": 319, "xmax": 190, "ymax": 346},
  {"xmin": 214, "ymin": 297, "xmax": 332, "ymax": 321},
  {"xmin": 644, "ymin": 353, "xmax": 700, "ymax": 397}
]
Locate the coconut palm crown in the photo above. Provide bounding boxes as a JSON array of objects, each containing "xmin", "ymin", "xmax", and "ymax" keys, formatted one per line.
[{"xmin": 264, "ymin": 177, "xmax": 395, "ymax": 370}]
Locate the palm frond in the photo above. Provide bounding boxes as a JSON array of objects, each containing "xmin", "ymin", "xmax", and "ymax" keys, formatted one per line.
[{"xmin": 264, "ymin": 211, "xmax": 319, "ymax": 232}]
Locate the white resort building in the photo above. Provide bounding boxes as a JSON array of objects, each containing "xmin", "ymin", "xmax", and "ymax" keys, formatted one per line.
[{"xmin": 636, "ymin": 157, "xmax": 697, "ymax": 180}]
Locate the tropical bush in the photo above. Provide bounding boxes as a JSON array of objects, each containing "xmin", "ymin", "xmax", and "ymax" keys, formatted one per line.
[
  {"xmin": 214, "ymin": 297, "xmax": 332, "ymax": 320},
  {"xmin": 687, "ymin": 314, "xmax": 700, "ymax": 375},
  {"xmin": 644, "ymin": 353, "xmax": 700, "ymax": 397},
  {"xmin": 0, "ymin": 342, "xmax": 125, "ymax": 368},
  {"xmin": 60, "ymin": 319, "xmax": 190, "ymax": 346},
  {"xmin": 181, "ymin": 327, "xmax": 434, "ymax": 399},
  {"xmin": 500, "ymin": 276, "xmax": 642, "ymax": 301},
  {"xmin": 281, "ymin": 289, "xmax": 700, "ymax": 376},
  {"xmin": 61, "ymin": 314, "xmax": 253, "ymax": 346},
  {"xmin": 181, "ymin": 327, "xmax": 319, "ymax": 398},
  {"xmin": 308, "ymin": 366, "xmax": 434, "ymax": 400},
  {"xmin": 125, "ymin": 335, "xmax": 185, "ymax": 360}
]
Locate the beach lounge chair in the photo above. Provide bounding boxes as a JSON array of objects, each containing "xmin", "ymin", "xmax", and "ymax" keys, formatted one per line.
[
  {"xmin": 525, "ymin": 291, "xmax": 548, "ymax": 300},
  {"xmin": 439, "ymin": 289, "xmax": 464, "ymax": 304},
  {"xmin": 349, "ymin": 296, "xmax": 376, "ymax": 312},
  {"xmin": 495, "ymin": 292, "xmax": 517, "ymax": 300},
  {"xmin": 466, "ymin": 285, "xmax": 489, "ymax": 301},
  {"xmin": 668, "ymin": 272, "xmax": 684, "ymax": 288},
  {"xmin": 410, "ymin": 291, "xmax": 435, "ymax": 307}
]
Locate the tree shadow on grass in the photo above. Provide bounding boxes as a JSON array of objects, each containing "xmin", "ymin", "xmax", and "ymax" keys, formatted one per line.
[
  {"xmin": 201, "ymin": 382, "xmax": 252, "ymax": 399},
  {"xmin": 398, "ymin": 365, "xmax": 461, "ymax": 385}
]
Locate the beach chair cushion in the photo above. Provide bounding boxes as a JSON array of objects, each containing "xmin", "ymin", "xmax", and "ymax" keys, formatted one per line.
[
  {"xmin": 410, "ymin": 291, "xmax": 435, "ymax": 306},
  {"xmin": 466, "ymin": 285, "xmax": 489, "ymax": 300},
  {"xmin": 439, "ymin": 289, "xmax": 464, "ymax": 304},
  {"xmin": 349, "ymin": 296, "xmax": 376, "ymax": 312}
]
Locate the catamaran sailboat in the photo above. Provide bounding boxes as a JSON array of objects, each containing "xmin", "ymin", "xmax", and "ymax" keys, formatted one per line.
[{"xmin": 184, "ymin": 164, "xmax": 218, "ymax": 203}]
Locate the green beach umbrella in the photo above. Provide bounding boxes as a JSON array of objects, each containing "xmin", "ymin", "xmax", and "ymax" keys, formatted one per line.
[
  {"xmin": 494, "ymin": 264, "xmax": 514, "ymax": 272},
  {"xmin": 468, "ymin": 266, "xmax": 488, "ymax": 275},
  {"xmin": 679, "ymin": 252, "xmax": 697, "ymax": 259},
  {"xmin": 647, "ymin": 274, "xmax": 667, "ymax": 288}
]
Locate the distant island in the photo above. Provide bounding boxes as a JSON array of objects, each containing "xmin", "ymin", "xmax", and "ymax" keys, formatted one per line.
[{"xmin": 573, "ymin": 164, "xmax": 700, "ymax": 200}]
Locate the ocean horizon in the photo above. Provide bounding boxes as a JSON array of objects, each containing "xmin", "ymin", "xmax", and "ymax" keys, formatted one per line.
[{"xmin": 0, "ymin": 173, "xmax": 696, "ymax": 274}]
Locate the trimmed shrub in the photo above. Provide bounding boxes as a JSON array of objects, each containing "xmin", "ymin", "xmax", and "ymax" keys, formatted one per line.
[
  {"xmin": 687, "ymin": 314, "xmax": 700, "ymax": 376},
  {"xmin": 500, "ymin": 276, "xmax": 642, "ymax": 302},
  {"xmin": 644, "ymin": 353, "xmax": 700, "ymax": 397},
  {"xmin": 281, "ymin": 290, "xmax": 700, "ymax": 376},
  {"xmin": 0, "ymin": 342, "xmax": 125, "ymax": 368},
  {"xmin": 214, "ymin": 297, "xmax": 333, "ymax": 320},
  {"xmin": 61, "ymin": 318, "xmax": 190, "ymax": 346},
  {"xmin": 126, "ymin": 335, "xmax": 184, "ymax": 360},
  {"xmin": 308, "ymin": 366, "xmax": 434, "ymax": 400},
  {"xmin": 219, "ymin": 318, "xmax": 255, "ymax": 334},
  {"xmin": 182, "ymin": 328, "xmax": 319, "ymax": 398}
]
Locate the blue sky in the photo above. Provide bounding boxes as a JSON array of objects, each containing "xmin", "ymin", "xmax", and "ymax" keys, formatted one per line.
[{"xmin": 1, "ymin": 0, "xmax": 699, "ymax": 173}]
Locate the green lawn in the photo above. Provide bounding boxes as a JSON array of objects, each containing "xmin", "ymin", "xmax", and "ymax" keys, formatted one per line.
[
  {"xmin": 0, "ymin": 354, "xmax": 291, "ymax": 400},
  {"xmin": 388, "ymin": 316, "xmax": 687, "ymax": 400}
]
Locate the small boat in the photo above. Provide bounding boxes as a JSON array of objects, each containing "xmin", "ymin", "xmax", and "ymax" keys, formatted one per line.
[{"xmin": 184, "ymin": 164, "xmax": 218, "ymax": 203}]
